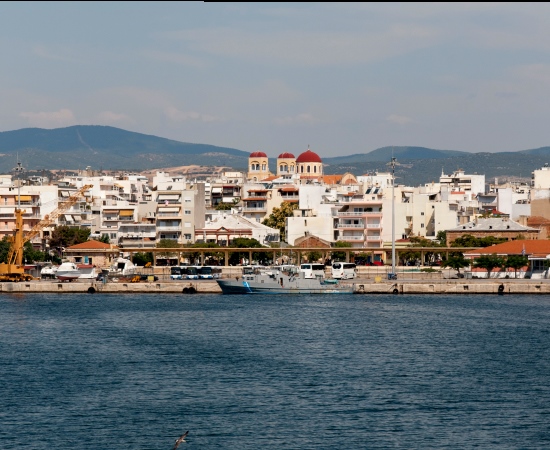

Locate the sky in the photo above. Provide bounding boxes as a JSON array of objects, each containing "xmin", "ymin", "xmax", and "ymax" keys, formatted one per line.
[{"xmin": 1, "ymin": 2, "xmax": 550, "ymax": 157}]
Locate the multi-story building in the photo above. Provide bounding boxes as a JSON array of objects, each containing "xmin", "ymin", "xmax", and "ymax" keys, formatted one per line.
[{"xmin": 153, "ymin": 172, "xmax": 205, "ymax": 244}]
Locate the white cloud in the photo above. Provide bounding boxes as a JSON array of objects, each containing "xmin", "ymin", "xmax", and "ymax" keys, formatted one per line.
[
  {"xmin": 164, "ymin": 106, "xmax": 219, "ymax": 123},
  {"xmin": 96, "ymin": 111, "xmax": 133, "ymax": 125},
  {"xmin": 386, "ymin": 114, "xmax": 413, "ymax": 125},
  {"xmin": 19, "ymin": 108, "xmax": 76, "ymax": 127},
  {"xmin": 275, "ymin": 113, "xmax": 319, "ymax": 125},
  {"xmin": 161, "ymin": 25, "xmax": 439, "ymax": 67}
]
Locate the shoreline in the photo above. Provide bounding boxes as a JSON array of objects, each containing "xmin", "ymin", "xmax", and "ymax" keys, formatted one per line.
[{"xmin": 1, "ymin": 278, "xmax": 549, "ymax": 294}]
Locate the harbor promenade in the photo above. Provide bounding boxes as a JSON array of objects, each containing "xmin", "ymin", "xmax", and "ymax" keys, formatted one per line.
[{"xmin": 1, "ymin": 277, "xmax": 549, "ymax": 294}]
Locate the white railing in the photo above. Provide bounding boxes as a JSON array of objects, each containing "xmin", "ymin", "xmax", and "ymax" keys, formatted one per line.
[
  {"xmin": 366, "ymin": 235, "xmax": 382, "ymax": 241},
  {"xmin": 333, "ymin": 211, "xmax": 382, "ymax": 217},
  {"xmin": 366, "ymin": 223, "xmax": 381, "ymax": 228},
  {"xmin": 243, "ymin": 207, "xmax": 266, "ymax": 212},
  {"xmin": 340, "ymin": 235, "xmax": 364, "ymax": 241},
  {"xmin": 337, "ymin": 223, "xmax": 364, "ymax": 228},
  {"xmin": 157, "ymin": 212, "xmax": 181, "ymax": 217},
  {"xmin": 156, "ymin": 226, "xmax": 181, "ymax": 231}
]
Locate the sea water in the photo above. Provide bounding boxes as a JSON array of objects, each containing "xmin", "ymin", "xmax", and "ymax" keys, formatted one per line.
[{"xmin": 1, "ymin": 293, "xmax": 550, "ymax": 449}]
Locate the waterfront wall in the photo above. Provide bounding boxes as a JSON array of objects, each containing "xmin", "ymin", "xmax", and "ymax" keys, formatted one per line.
[{"xmin": 1, "ymin": 279, "xmax": 550, "ymax": 294}]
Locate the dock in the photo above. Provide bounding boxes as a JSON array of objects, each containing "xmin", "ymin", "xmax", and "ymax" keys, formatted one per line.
[{"xmin": 1, "ymin": 278, "xmax": 550, "ymax": 294}]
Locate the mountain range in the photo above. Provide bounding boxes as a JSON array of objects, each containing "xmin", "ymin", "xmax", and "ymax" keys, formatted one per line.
[{"xmin": 1, "ymin": 125, "xmax": 549, "ymax": 185}]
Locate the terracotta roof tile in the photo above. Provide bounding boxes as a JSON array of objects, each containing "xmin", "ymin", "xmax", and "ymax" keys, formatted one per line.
[{"xmin": 67, "ymin": 240, "xmax": 112, "ymax": 250}]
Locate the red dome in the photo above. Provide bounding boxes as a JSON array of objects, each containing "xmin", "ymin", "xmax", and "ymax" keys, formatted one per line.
[
  {"xmin": 250, "ymin": 151, "xmax": 267, "ymax": 158},
  {"xmin": 278, "ymin": 152, "xmax": 295, "ymax": 159},
  {"xmin": 296, "ymin": 149, "xmax": 322, "ymax": 163}
]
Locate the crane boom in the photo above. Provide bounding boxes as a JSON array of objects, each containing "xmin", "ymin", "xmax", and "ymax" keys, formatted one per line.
[{"xmin": 1, "ymin": 184, "xmax": 93, "ymax": 279}]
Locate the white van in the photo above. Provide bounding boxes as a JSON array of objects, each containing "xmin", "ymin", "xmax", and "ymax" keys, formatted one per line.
[
  {"xmin": 331, "ymin": 262, "xmax": 357, "ymax": 279},
  {"xmin": 299, "ymin": 263, "xmax": 326, "ymax": 279}
]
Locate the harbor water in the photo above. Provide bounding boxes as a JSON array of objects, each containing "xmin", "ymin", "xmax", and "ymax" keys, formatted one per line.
[{"xmin": 1, "ymin": 293, "xmax": 550, "ymax": 449}]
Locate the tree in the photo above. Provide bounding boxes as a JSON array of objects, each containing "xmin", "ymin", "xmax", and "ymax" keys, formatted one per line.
[
  {"xmin": 473, "ymin": 254, "xmax": 505, "ymax": 278},
  {"xmin": 441, "ymin": 254, "xmax": 470, "ymax": 277},
  {"xmin": 262, "ymin": 202, "xmax": 298, "ymax": 242},
  {"xmin": 435, "ymin": 230, "xmax": 447, "ymax": 246},
  {"xmin": 503, "ymin": 255, "xmax": 529, "ymax": 278},
  {"xmin": 451, "ymin": 234, "xmax": 507, "ymax": 248},
  {"xmin": 23, "ymin": 241, "xmax": 46, "ymax": 263},
  {"xmin": 306, "ymin": 251, "xmax": 322, "ymax": 263},
  {"xmin": 228, "ymin": 237, "xmax": 265, "ymax": 265},
  {"xmin": 331, "ymin": 240, "xmax": 352, "ymax": 262},
  {"xmin": 156, "ymin": 239, "xmax": 179, "ymax": 263},
  {"xmin": 99, "ymin": 234, "xmax": 110, "ymax": 244},
  {"xmin": 132, "ymin": 252, "xmax": 154, "ymax": 266},
  {"xmin": 49, "ymin": 226, "xmax": 91, "ymax": 254},
  {"xmin": 400, "ymin": 249, "xmax": 420, "ymax": 266}
]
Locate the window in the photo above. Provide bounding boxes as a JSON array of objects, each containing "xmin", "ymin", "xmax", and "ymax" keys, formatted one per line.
[
  {"xmin": 184, "ymin": 233, "xmax": 192, "ymax": 240},
  {"xmin": 184, "ymin": 210, "xmax": 191, "ymax": 215},
  {"xmin": 307, "ymin": 166, "xmax": 311, "ymax": 173},
  {"xmin": 262, "ymin": 164, "xmax": 266, "ymax": 170},
  {"xmin": 421, "ymin": 224, "xmax": 424, "ymax": 228},
  {"xmin": 184, "ymin": 197, "xmax": 191, "ymax": 203},
  {"xmin": 421, "ymin": 212, "xmax": 424, "ymax": 216},
  {"xmin": 314, "ymin": 166, "xmax": 317, "ymax": 173}
]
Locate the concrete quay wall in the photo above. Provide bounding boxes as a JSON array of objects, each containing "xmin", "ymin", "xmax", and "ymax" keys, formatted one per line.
[{"xmin": 1, "ymin": 279, "xmax": 550, "ymax": 295}]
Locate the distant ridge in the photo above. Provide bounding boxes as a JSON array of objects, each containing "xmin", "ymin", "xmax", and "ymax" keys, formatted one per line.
[{"xmin": 0, "ymin": 125, "xmax": 549, "ymax": 184}]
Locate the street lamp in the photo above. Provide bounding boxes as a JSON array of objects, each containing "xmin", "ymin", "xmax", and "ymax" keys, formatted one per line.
[{"xmin": 391, "ymin": 156, "xmax": 396, "ymax": 278}]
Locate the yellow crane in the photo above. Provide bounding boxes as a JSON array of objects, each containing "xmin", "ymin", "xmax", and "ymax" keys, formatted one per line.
[{"xmin": 0, "ymin": 184, "xmax": 94, "ymax": 281}]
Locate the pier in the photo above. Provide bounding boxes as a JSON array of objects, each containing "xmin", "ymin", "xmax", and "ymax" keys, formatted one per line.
[{"xmin": 1, "ymin": 278, "xmax": 550, "ymax": 294}]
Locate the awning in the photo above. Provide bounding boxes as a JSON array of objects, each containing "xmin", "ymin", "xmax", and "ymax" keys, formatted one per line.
[
  {"xmin": 104, "ymin": 210, "xmax": 119, "ymax": 214},
  {"xmin": 60, "ymin": 191, "xmax": 70, "ymax": 197},
  {"xmin": 119, "ymin": 210, "xmax": 134, "ymax": 217},
  {"xmin": 64, "ymin": 214, "xmax": 74, "ymax": 222},
  {"xmin": 211, "ymin": 187, "xmax": 223, "ymax": 193},
  {"xmin": 17, "ymin": 195, "xmax": 32, "ymax": 201},
  {"xmin": 158, "ymin": 207, "xmax": 180, "ymax": 213},
  {"xmin": 0, "ymin": 207, "xmax": 15, "ymax": 214},
  {"xmin": 157, "ymin": 194, "xmax": 180, "ymax": 201}
]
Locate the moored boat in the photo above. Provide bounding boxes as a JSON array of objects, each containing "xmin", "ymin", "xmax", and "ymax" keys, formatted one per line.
[
  {"xmin": 216, "ymin": 266, "xmax": 353, "ymax": 294},
  {"xmin": 55, "ymin": 262, "xmax": 82, "ymax": 281}
]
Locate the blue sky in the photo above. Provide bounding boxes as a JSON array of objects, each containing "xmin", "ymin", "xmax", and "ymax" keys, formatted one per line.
[{"xmin": 1, "ymin": 2, "xmax": 550, "ymax": 157}]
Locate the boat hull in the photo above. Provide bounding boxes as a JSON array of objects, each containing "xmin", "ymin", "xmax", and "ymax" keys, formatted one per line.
[
  {"xmin": 56, "ymin": 272, "xmax": 81, "ymax": 281},
  {"xmin": 217, "ymin": 279, "xmax": 353, "ymax": 295}
]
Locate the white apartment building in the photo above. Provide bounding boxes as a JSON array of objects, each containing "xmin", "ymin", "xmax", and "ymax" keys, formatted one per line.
[{"xmin": 153, "ymin": 172, "xmax": 205, "ymax": 244}]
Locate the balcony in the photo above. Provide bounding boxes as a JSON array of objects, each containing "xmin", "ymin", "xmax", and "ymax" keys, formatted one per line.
[
  {"xmin": 366, "ymin": 223, "xmax": 381, "ymax": 228},
  {"xmin": 156, "ymin": 226, "xmax": 181, "ymax": 232},
  {"xmin": 334, "ymin": 211, "xmax": 382, "ymax": 217},
  {"xmin": 365, "ymin": 235, "xmax": 382, "ymax": 241},
  {"xmin": 337, "ymin": 223, "xmax": 365, "ymax": 229},
  {"xmin": 242, "ymin": 207, "xmax": 266, "ymax": 212},
  {"xmin": 339, "ymin": 235, "xmax": 365, "ymax": 241}
]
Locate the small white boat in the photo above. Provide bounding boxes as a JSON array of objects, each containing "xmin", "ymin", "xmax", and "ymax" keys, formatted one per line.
[
  {"xmin": 56, "ymin": 262, "xmax": 82, "ymax": 281},
  {"xmin": 40, "ymin": 264, "xmax": 58, "ymax": 280},
  {"xmin": 109, "ymin": 257, "xmax": 136, "ymax": 276}
]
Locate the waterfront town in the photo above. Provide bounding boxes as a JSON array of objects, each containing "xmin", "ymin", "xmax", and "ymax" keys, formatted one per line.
[{"xmin": 3, "ymin": 146, "xmax": 550, "ymax": 282}]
